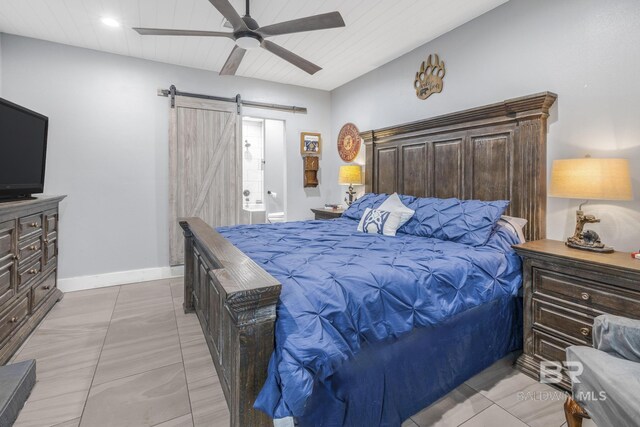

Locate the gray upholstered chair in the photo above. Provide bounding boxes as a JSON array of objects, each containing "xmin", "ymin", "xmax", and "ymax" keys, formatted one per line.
[{"xmin": 564, "ymin": 314, "xmax": 640, "ymax": 427}]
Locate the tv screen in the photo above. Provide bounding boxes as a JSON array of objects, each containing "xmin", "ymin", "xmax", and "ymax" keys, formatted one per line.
[{"xmin": 0, "ymin": 98, "xmax": 48, "ymax": 198}]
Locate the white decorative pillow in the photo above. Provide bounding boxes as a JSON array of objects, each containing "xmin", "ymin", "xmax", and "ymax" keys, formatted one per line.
[
  {"xmin": 357, "ymin": 208, "xmax": 403, "ymax": 236},
  {"xmin": 378, "ymin": 192, "xmax": 415, "ymax": 227},
  {"xmin": 497, "ymin": 215, "xmax": 528, "ymax": 244}
]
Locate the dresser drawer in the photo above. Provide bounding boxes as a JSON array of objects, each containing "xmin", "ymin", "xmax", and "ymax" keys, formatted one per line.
[
  {"xmin": 0, "ymin": 221, "xmax": 17, "ymax": 313},
  {"xmin": 0, "ymin": 260, "xmax": 16, "ymax": 311},
  {"xmin": 0, "ymin": 220, "xmax": 16, "ymax": 261},
  {"xmin": 0, "ymin": 295, "xmax": 29, "ymax": 344},
  {"xmin": 533, "ymin": 299, "xmax": 593, "ymax": 344},
  {"xmin": 44, "ymin": 210, "xmax": 58, "ymax": 236},
  {"xmin": 532, "ymin": 329, "xmax": 573, "ymax": 389},
  {"xmin": 532, "ymin": 267, "xmax": 640, "ymax": 317},
  {"xmin": 19, "ymin": 214, "xmax": 43, "ymax": 241},
  {"xmin": 32, "ymin": 270, "xmax": 56, "ymax": 310},
  {"xmin": 18, "ymin": 259, "xmax": 42, "ymax": 292},
  {"xmin": 44, "ymin": 234, "xmax": 57, "ymax": 267},
  {"xmin": 18, "ymin": 236, "xmax": 42, "ymax": 266},
  {"xmin": 533, "ymin": 328, "xmax": 574, "ymax": 363}
]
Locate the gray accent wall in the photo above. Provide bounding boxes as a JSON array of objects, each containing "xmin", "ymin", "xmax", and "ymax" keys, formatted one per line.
[
  {"xmin": 0, "ymin": 34, "xmax": 337, "ymax": 280},
  {"xmin": 330, "ymin": 0, "xmax": 640, "ymax": 252}
]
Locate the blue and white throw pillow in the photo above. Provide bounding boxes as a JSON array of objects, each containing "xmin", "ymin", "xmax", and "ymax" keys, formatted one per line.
[
  {"xmin": 378, "ymin": 192, "xmax": 415, "ymax": 227},
  {"xmin": 357, "ymin": 208, "xmax": 403, "ymax": 236}
]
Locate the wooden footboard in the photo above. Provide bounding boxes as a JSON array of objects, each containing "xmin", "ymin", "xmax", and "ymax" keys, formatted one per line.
[{"xmin": 180, "ymin": 218, "xmax": 281, "ymax": 427}]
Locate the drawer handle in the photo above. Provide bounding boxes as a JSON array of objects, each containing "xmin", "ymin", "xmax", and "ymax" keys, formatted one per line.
[
  {"xmin": 580, "ymin": 327, "xmax": 590, "ymax": 337},
  {"xmin": 29, "ymin": 269, "xmax": 39, "ymax": 274},
  {"xmin": 42, "ymin": 285, "xmax": 51, "ymax": 290},
  {"xmin": 29, "ymin": 245, "xmax": 38, "ymax": 251},
  {"xmin": 30, "ymin": 222, "xmax": 39, "ymax": 228},
  {"xmin": 580, "ymin": 292, "xmax": 591, "ymax": 301},
  {"xmin": 43, "ymin": 239, "xmax": 49, "ymax": 244},
  {"xmin": 9, "ymin": 316, "xmax": 18, "ymax": 324}
]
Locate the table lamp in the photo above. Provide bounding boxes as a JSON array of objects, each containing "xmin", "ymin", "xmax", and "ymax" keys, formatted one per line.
[
  {"xmin": 550, "ymin": 157, "xmax": 633, "ymax": 253},
  {"xmin": 338, "ymin": 165, "xmax": 362, "ymax": 206}
]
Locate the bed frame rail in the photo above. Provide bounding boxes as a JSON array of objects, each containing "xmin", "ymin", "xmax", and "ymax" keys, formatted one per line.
[{"xmin": 180, "ymin": 218, "xmax": 281, "ymax": 427}]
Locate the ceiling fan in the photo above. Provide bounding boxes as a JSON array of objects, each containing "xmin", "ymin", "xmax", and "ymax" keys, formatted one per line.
[{"xmin": 133, "ymin": 0, "xmax": 345, "ymax": 76}]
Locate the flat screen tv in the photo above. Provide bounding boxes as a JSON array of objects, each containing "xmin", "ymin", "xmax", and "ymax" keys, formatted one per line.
[{"xmin": 0, "ymin": 97, "xmax": 49, "ymax": 200}]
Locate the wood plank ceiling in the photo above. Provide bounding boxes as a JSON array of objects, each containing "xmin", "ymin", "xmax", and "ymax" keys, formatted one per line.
[{"xmin": 0, "ymin": 0, "xmax": 507, "ymax": 90}]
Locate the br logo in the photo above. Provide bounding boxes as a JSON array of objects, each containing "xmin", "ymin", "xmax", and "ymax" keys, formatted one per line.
[
  {"xmin": 540, "ymin": 361, "xmax": 583, "ymax": 384},
  {"xmin": 414, "ymin": 54, "xmax": 445, "ymax": 100}
]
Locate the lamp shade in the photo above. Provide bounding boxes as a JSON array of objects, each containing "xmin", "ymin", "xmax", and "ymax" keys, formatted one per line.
[
  {"xmin": 338, "ymin": 165, "xmax": 362, "ymax": 185},
  {"xmin": 550, "ymin": 158, "xmax": 633, "ymax": 201}
]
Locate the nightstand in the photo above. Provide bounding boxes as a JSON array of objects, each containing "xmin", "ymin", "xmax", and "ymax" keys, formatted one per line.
[
  {"xmin": 311, "ymin": 207, "xmax": 344, "ymax": 220},
  {"xmin": 513, "ymin": 239, "xmax": 640, "ymax": 390}
]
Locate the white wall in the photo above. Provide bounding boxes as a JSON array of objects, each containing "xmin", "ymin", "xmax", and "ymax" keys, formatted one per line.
[
  {"xmin": 0, "ymin": 34, "xmax": 337, "ymax": 282},
  {"xmin": 330, "ymin": 0, "xmax": 640, "ymax": 252}
]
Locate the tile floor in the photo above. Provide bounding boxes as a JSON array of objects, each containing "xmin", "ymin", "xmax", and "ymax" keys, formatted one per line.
[{"xmin": 9, "ymin": 278, "xmax": 596, "ymax": 427}]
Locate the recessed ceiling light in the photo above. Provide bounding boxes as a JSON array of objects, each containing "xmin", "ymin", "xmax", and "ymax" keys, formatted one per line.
[{"xmin": 101, "ymin": 17, "xmax": 121, "ymax": 28}]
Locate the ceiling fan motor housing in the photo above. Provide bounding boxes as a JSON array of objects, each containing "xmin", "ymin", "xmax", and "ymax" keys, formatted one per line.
[{"xmin": 242, "ymin": 15, "xmax": 259, "ymax": 31}]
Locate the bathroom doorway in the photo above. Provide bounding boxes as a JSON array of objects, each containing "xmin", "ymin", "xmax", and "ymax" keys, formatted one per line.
[{"xmin": 241, "ymin": 117, "xmax": 286, "ymax": 224}]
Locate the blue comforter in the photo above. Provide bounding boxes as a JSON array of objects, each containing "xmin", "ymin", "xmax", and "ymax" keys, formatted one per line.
[{"xmin": 217, "ymin": 217, "xmax": 522, "ymax": 419}]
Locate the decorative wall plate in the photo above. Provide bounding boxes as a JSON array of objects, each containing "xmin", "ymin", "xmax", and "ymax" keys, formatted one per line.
[{"xmin": 337, "ymin": 123, "xmax": 361, "ymax": 162}]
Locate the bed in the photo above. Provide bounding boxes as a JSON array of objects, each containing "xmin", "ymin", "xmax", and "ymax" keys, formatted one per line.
[{"xmin": 179, "ymin": 92, "xmax": 557, "ymax": 427}]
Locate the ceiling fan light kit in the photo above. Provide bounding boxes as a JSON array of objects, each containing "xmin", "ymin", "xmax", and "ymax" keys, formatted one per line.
[
  {"xmin": 235, "ymin": 34, "xmax": 261, "ymax": 49},
  {"xmin": 133, "ymin": 0, "xmax": 345, "ymax": 76}
]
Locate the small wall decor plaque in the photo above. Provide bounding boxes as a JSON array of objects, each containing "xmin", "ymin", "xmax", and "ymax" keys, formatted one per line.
[
  {"xmin": 300, "ymin": 132, "xmax": 321, "ymax": 155},
  {"xmin": 337, "ymin": 123, "xmax": 361, "ymax": 162},
  {"xmin": 414, "ymin": 54, "xmax": 445, "ymax": 100},
  {"xmin": 303, "ymin": 155, "xmax": 319, "ymax": 188}
]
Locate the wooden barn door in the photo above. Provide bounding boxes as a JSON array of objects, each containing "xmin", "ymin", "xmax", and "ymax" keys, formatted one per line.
[{"xmin": 169, "ymin": 96, "xmax": 241, "ymax": 265}]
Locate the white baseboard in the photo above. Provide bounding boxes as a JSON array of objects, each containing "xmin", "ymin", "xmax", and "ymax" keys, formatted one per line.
[{"xmin": 58, "ymin": 265, "xmax": 184, "ymax": 293}]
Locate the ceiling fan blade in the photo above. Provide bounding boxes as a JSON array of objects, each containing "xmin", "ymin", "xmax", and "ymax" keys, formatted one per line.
[
  {"xmin": 208, "ymin": 0, "xmax": 247, "ymax": 31},
  {"xmin": 261, "ymin": 40, "xmax": 321, "ymax": 75},
  {"xmin": 133, "ymin": 28, "xmax": 233, "ymax": 38},
  {"xmin": 220, "ymin": 46, "xmax": 246, "ymax": 76},
  {"xmin": 257, "ymin": 11, "xmax": 345, "ymax": 37}
]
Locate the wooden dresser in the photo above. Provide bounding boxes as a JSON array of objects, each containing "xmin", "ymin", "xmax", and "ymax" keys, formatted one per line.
[
  {"xmin": 513, "ymin": 239, "xmax": 640, "ymax": 390},
  {"xmin": 0, "ymin": 196, "xmax": 65, "ymax": 364}
]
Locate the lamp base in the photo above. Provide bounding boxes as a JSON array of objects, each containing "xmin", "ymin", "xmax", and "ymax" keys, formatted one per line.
[
  {"xmin": 344, "ymin": 185, "xmax": 357, "ymax": 206},
  {"xmin": 565, "ymin": 209, "xmax": 614, "ymax": 253},
  {"xmin": 565, "ymin": 238, "xmax": 614, "ymax": 253}
]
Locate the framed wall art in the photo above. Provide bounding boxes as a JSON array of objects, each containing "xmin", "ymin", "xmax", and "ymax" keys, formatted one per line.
[{"xmin": 300, "ymin": 132, "xmax": 322, "ymax": 155}]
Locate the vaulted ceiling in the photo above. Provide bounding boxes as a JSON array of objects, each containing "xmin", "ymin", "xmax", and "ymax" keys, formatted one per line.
[{"xmin": 0, "ymin": 0, "xmax": 507, "ymax": 90}]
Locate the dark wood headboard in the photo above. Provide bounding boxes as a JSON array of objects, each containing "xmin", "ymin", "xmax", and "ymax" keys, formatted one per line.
[{"xmin": 361, "ymin": 92, "xmax": 557, "ymax": 241}]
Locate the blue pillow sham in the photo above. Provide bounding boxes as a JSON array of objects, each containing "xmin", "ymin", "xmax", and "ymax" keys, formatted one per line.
[{"xmin": 343, "ymin": 193, "xmax": 509, "ymax": 246}]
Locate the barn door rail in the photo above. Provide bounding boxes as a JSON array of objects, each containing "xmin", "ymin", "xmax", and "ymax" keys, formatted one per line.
[{"xmin": 158, "ymin": 85, "xmax": 307, "ymax": 114}]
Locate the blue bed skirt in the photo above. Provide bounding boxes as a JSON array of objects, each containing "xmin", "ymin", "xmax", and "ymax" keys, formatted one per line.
[{"xmin": 296, "ymin": 295, "xmax": 523, "ymax": 427}]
